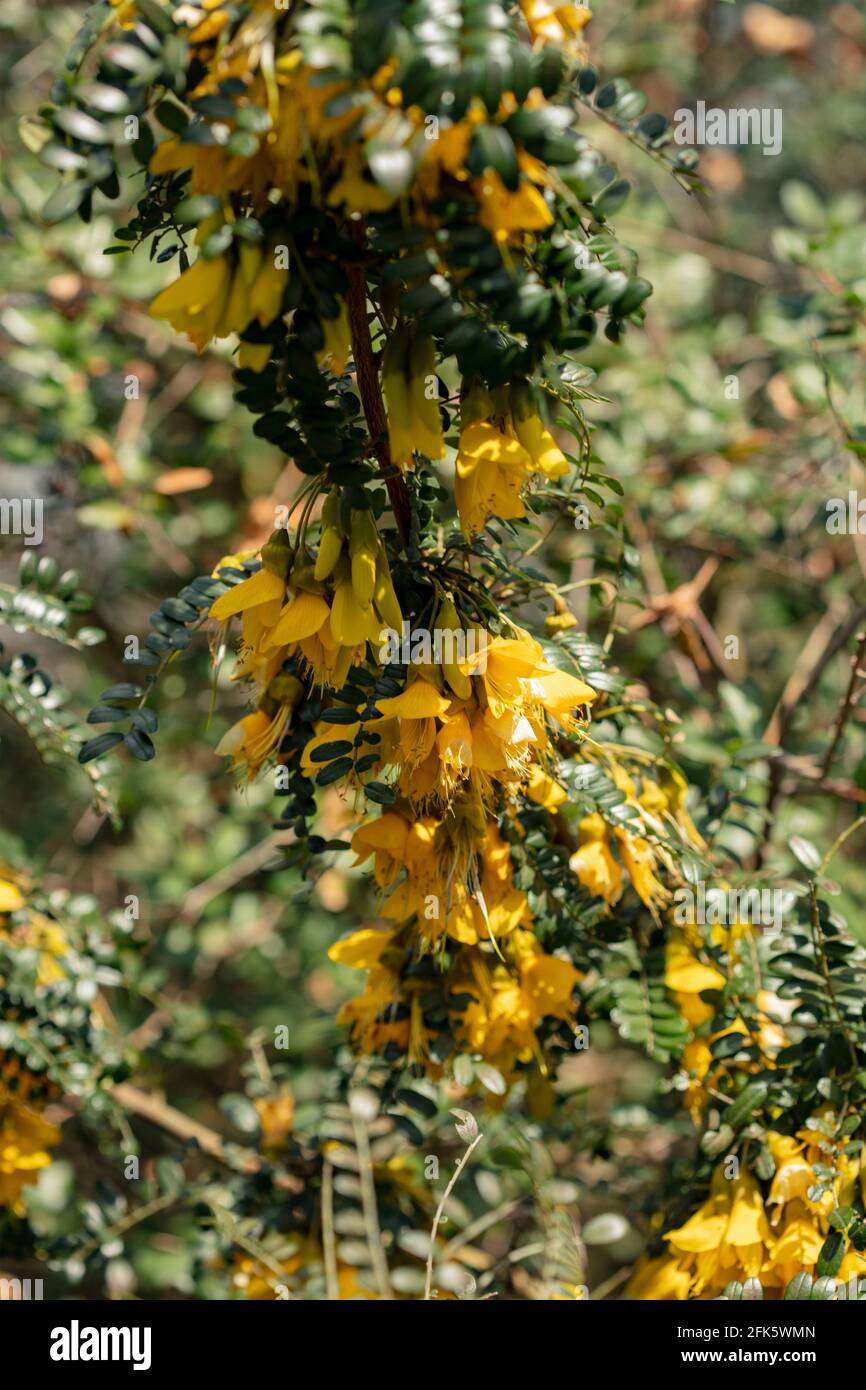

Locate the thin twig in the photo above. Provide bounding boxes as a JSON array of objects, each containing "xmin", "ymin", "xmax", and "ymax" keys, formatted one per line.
[
  {"xmin": 350, "ymin": 1101, "xmax": 393, "ymax": 1300},
  {"xmin": 821, "ymin": 631, "xmax": 866, "ymax": 779},
  {"xmin": 180, "ymin": 833, "xmax": 286, "ymax": 923},
  {"xmin": 72, "ymin": 1191, "xmax": 179, "ymax": 1263},
  {"xmin": 808, "ymin": 883, "xmax": 859, "ymax": 1075},
  {"xmin": 424, "ymin": 1131, "xmax": 483, "ymax": 1301},
  {"xmin": 321, "ymin": 1158, "xmax": 340, "ymax": 1302}
]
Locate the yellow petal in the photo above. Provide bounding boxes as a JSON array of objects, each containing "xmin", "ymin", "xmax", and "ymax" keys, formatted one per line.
[
  {"xmin": 0, "ymin": 879, "xmax": 25, "ymax": 912},
  {"xmin": 331, "ymin": 580, "xmax": 379, "ymax": 647},
  {"xmin": 265, "ymin": 592, "xmax": 330, "ymax": 647},
  {"xmin": 328, "ymin": 928, "xmax": 392, "ymax": 969},
  {"xmin": 209, "ymin": 567, "xmax": 285, "ymax": 621},
  {"xmin": 376, "ymin": 679, "xmax": 452, "ymax": 719}
]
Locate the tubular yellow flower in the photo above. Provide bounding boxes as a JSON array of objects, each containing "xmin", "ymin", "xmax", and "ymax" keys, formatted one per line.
[
  {"xmin": 569, "ymin": 813, "xmax": 623, "ymax": 905},
  {"xmin": 249, "ymin": 245, "xmax": 289, "ymax": 325},
  {"xmin": 149, "ymin": 252, "xmax": 231, "ymax": 351},
  {"xmin": 316, "ymin": 301, "xmax": 352, "ymax": 377},
  {"xmin": 382, "ymin": 330, "xmax": 445, "ymax": 469},
  {"xmin": 509, "ymin": 384, "xmax": 569, "ymax": 480},
  {"xmin": 455, "ymin": 420, "xmax": 530, "ymax": 536},
  {"xmin": 0, "ymin": 875, "xmax": 25, "ymax": 912},
  {"xmin": 0, "ymin": 1057, "xmax": 59, "ymax": 1214},
  {"xmin": 474, "ymin": 169, "xmax": 553, "ymax": 236},
  {"xmin": 208, "ymin": 566, "xmax": 286, "ymax": 623}
]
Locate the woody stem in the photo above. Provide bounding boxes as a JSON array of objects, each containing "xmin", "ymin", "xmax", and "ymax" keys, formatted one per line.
[{"xmin": 346, "ymin": 230, "xmax": 412, "ymax": 548}]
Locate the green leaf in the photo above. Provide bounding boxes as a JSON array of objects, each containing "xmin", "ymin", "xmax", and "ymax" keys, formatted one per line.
[
  {"xmin": 308, "ymin": 740, "xmax": 353, "ymax": 763},
  {"xmin": 125, "ymin": 729, "xmax": 156, "ymax": 761},
  {"xmin": 472, "ymin": 125, "xmax": 519, "ymax": 190},
  {"xmin": 816, "ymin": 1231, "xmax": 845, "ymax": 1278},
  {"xmin": 364, "ymin": 781, "xmax": 396, "ymax": 805},
  {"xmin": 583, "ymin": 1213, "xmax": 629, "ymax": 1245},
  {"xmin": 788, "ymin": 835, "xmax": 821, "ymax": 873},
  {"xmin": 87, "ymin": 706, "xmax": 130, "ymax": 724},
  {"xmin": 42, "ymin": 181, "xmax": 89, "ymax": 224},
  {"xmin": 79, "ymin": 732, "xmax": 124, "ymax": 763},
  {"xmin": 315, "ymin": 756, "xmax": 353, "ymax": 786},
  {"xmin": 724, "ymin": 1081, "xmax": 769, "ymax": 1131},
  {"xmin": 54, "ymin": 107, "xmax": 109, "ymax": 144},
  {"xmin": 99, "ymin": 684, "xmax": 143, "ymax": 702}
]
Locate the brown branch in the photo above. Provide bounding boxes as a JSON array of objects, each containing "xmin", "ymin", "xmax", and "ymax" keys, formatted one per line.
[
  {"xmin": 822, "ymin": 630, "xmax": 866, "ymax": 779},
  {"xmin": 755, "ymin": 601, "xmax": 866, "ymax": 867},
  {"xmin": 56, "ymin": 1083, "xmax": 303, "ymax": 1191},
  {"xmin": 111, "ymin": 1083, "xmax": 247, "ymax": 1166},
  {"xmin": 346, "ymin": 226, "xmax": 412, "ymax": 547},
  {"xmin": 179, "ymin": 832, "xmax": 287, "ymax": 924}
]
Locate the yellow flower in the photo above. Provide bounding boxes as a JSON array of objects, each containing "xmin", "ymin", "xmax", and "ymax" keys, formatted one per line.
[
  {"xmin": 416, "ymin": 119, "xmax": 474, "ymax": 199},
  {"xmin": 237, "ymin": 340, "xmax": 272, "ymax": 373},
  {"xmin": 665, "ymin": 1168, "xmax": 770, "ymax": 1289},
  {"xmin": 330, "ymin": 930, "xmax": 431, "ymax": 1062},
  {"xmin": 214, "ymin": 709, "xmax": 282, "ymax": 776},
  {"xmin": 351, "ymin": 815, "xmax": 411, "ymax": 886},
  {"xmin": 455, "ymin": 420, "xmax": 531, "ymax": 536},
  {"xmin": 454, "ymin": 383, "xmax": 573, "ymax": 535},
  {"xmin": 456, "ymin": 941, "xmax": 580, "ymax": 1070},
  {"xmin": 614, "ymin": 830, "xmax": 669, "ymax": 911},
  {"xmin": 509, "ymin": 379, "xmax": 568, "ymax": 480},
  {"xmin": 109, "ymin": 0, "xmax": 137, "ymax": 28},
  {"xmin": 569, "ymin": 813, "xmax": 622, "ymax": 905},
  {"xmin": 474, "ymin": 169, "xmax": 553, "ymax": 236},
  {"xmin": 0, "ymin": 1058, "xmax": 59, "ymax": 1214},
  {"xmin": 521, "ymin": 0, "xmax": 592, "ymax": 47},
  {"xmin": 0, "ymin": 910, "xmax": 67, "ymax": 988},
  {"xmin": 376, "ymin": 678, "xmax": 453, "ymax": 722},
  {"xmin": 209, "ymin": 566, "xmax": 286, "ymax": 624},
  {"xmin": 0, "ymin": 875, "xmax": 25, "ymax": 913},
  {"xmin": 664, "ymin": 929, "xmax": 726, "ymax": 1027},
  {"xmin": 329, "ymin": 926, "xmax": 395, "ymax": 969},
  {"xmin": 263, "ymin": 592, "xmax": 331, "ymax": 647},
  {"xmin": 317, "ymin": 300, "xmax": 352, "ymax": 377},
  {"xmin": 255, "ymin": 1092, "xmax": 295, "ymax": 1152},
  {"xmin": 382, "ymin": 330, "xmax": 444, "ymax": 469},
  {"xmin": 149, "ymin": 252, "xmax": 232, "ymax": 351},
  {"xmin": 249, "ymin": 244, "xmax": 289, "ymax": 325},
  {"xmin": 626, "ymin": 1250, "xmax": 693, "ymax": 1300},
  {"xmin": 327, "ymin": 149, "xmax": 398, "ymax": 214},
  {"xmin": 525, "ymin": 765, "xmax": 568, "ymax": 809},
  {"xmin": 628, "ymin": 1135, "xmax": 866, "ymax": 1301}
]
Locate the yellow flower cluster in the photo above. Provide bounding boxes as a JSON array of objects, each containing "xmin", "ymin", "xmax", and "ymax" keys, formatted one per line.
[
  {"xmin": 629, "ymin": 1126, "xmax": 866, "ymax": 1300},
  {"xmin": 208, "ymin": 542, "xmax": 595, "ymax": 1076},
  {"xmin": 0, "ymin": 1055, "xmax": 59, "ymax": 1214},
  {"xmin": 137, "ymin": 0, "xmax": 695, "ymax": 1084},
  {"xmin": 143, "ymin": 6, "xmax": 580, "ymax": 227},
  {"xmin": 330, "ymin": 921, "xmax": 580, "ymax": 1084},
  {"xmin": 455, "ymin": 379, "xmax": 569, "ymax": 538},
  {"xmin": 0, "ymin": 871, "xmax": 64, "ymax": 1212},
  {"xmin": 149, "ymin": 214, "xmax": 290, "ymax": 358},
  {"xmin": 1, "ymin": 869, "xmax": 69, "ymax": 988},
  {"xmin": 137, "ymin": 0, "xmax": 590, "ymax": 365},
  {"xmin": 569, "ymin": 766, "xmax": 699, "ymax": 917},
  {"xmin": 209, "ymin": 523, "xmax": 403, "ymax": 772}
]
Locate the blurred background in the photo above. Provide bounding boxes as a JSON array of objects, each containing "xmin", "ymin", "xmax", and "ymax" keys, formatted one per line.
[{"xmin": 1, "ymin": 0, "xmax": 865, "ymax": 1298}]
